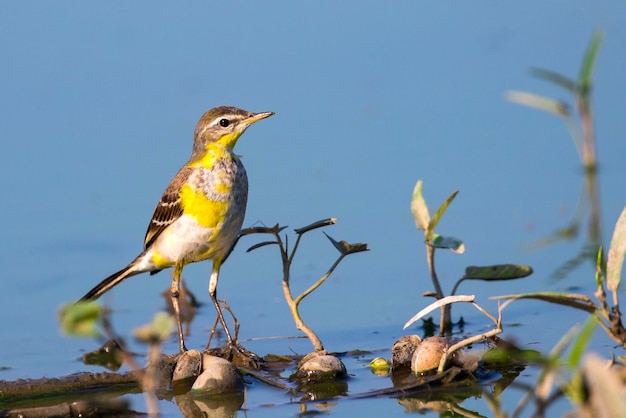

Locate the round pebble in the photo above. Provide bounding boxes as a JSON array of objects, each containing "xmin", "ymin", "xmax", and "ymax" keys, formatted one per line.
[
  {"xmin": 411, "ymin": 336, "xmax": 451, "ymax": 373},
  {"xmin": 191, "ymin": 354, "xmax": 244, "ymax": 394},
  {"xmin": 391, "ymin": 335, "xmax": 422, "ymax": 368},
  {"xmin": 297, "ymin": 353, "xmax": 347, "ymax": 381}
]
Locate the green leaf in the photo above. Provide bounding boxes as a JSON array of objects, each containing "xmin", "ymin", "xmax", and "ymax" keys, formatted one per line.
[
  {"xmin": 567, "ymin": 316, "xmax": 597, "ymax": 369},
  {"xmin": 492, "ymin": 292, "xmax": 597, "ymax": 313},
  {"xmin": 465, "ymin": 264, "xmax": 533, "ymax": 280},
  {"xmin": 133, "ymin": 312, "xmax": 174, "ymax": 344},
  {"xmin": 431, "ymin": 234, "xmax": 465, "ymax": 254},
  {"xmin": 595, "ymin": 246, "xmax": 604, "ymax": 288},
  {"xmin": 578, "ymin": 30, "xmax": 603, "ymax": 93},
  {"xmin": 607, "ymin": 205, "xmax": 626, "ymax": 292},
  {"xmin": 427, "ymin": 189, "xmax": 459, "ymax": 241},
  {"xmin": 530, "ymin": 68, "xmax": 577, "ymax": 93},
  {"xmin": 482, "ymin": 347, "xmax": 543, "ymax": 365},
  {"xmin": 59, "ymin": 301, "xmax": 102, "ymax": 338},
  {"xmin": 410, "ymin": 180, "xmax": 430, "ymax": 231}
]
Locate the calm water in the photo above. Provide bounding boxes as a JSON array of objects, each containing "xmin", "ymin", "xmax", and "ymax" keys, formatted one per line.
[{"xmin": 2, "ymin": 2, "xmax": 625, "ymax": 416}]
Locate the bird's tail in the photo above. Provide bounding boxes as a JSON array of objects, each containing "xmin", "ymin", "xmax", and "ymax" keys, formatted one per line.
[{"xmin": 79, "ymin": 264, "xmax": 139, "ymax": 302}]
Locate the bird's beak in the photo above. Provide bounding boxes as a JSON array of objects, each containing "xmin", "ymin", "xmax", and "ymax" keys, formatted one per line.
[{"xmin": 245, "ymin": 111, "xmax": 274, "ymax": 125}]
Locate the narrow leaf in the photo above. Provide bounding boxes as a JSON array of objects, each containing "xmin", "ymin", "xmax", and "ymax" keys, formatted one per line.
[
  {"xmin": 492, "ymin": 292, "xmax": 596, "ymax": 313},
  {"xmin": 403, "ymin": 295, "xmax": 474, "ymax": 330},
  {"xmin": 431, "ymin": 234, "xmax": 465, "ymax": 253},
  {"xmin": 482, "ymin": 347, "xmax": 543, "ymax": 365},
  {"xmin": 427, "ymin": 189, "xmax": 459, "ymax": 241},
  {"xmin": 595, "ymin": 246, "xmax": 604, "ymax": 288},
  {"xmin": 410, "ymin": 180, "xmax": 430, "ymax": 230},
  {"xmin": 505, "ymin": 90, "xmax": 570, "ymax": 117},
  {"xmin": 465, "ymin": 264, "xmax": 533, "ymax": 280},
  {"xmin": 530, "ymin": 68, "xmax": 577, "ymax": 93},
  {"xmin": 607, "ymin": 206, "xmax": 626, "ymax": 292},
  {"xmin": 578, "ymin": 30, "xmax": 603, "ymax": 92},
  {"xmin": 567, "ymin": 316, "xmax": 597, "ymax": 368}
]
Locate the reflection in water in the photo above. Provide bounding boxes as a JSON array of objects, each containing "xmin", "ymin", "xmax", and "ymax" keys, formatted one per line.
[
  {"xmin": 175, "ymin": 392, "xmax": 244, "ymax": 418},
  {"xmin": 161, "ymin": 278, "xmax": 197, "ymax": 340},
  {"xmin": 510, "ymin": 34, "xmax": 604, "ymax": 281},
  {"xmin": 297, "ymin": 401, "xmax": 337, "ymax": 416},
  {"xmin": 532, "ymin": 167, "xmax": 602, "ymax": 280}
]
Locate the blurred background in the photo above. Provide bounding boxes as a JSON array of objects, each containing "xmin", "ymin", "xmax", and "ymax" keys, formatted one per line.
[{"xmin": 1, "ymin": 1, "xmax": 625, "ymax": 415}]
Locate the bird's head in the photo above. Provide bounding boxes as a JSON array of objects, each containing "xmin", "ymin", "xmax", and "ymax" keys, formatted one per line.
[{"xmin": 191, "ymin": 106, "xmax": 274, "ymax": 158}]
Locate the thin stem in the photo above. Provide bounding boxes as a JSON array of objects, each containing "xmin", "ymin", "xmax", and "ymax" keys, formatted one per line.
[
  {"xmin": 427, "ymin": 244, "xmax": 444, "ymax": 298},
  {"xmin": 295, "ymin": 254, "xmax": 345, "ymax": 305},
  {"xmin": 282, "ymin": 273, "xmax": 325, "ymax": 353},
  {"xmin": 471, "ymin": 301, "xmax": 499, "ymax": 326},
  {"xmin": 590, "ymin": 311, "xmax": 619, "ymax": 345},
  {"xmin": 426, "ymin": 244, "xmax": 451, "ymax": 334},
  {"xmin": 576, "ymin": 92, "xmax": 597, "ymax": 170},
  {"xmin": 450, "ymin": 276, "xmax": 467, "ymax": 296},
  {"xmin": 276, "ymin": 227, "xmax": 326, "ymax": 353},
  {"xmin": 288, "ymin": 232, "xmax": 304, "ymax": 267}
]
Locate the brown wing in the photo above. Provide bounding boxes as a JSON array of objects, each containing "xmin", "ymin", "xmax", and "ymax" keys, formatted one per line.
[{"xmin": 143, "ymin": 165, "xmax": 193, "ymax": 249}]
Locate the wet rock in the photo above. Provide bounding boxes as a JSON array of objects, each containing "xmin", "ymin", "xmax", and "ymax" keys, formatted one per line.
[
  {"xmin": 296, "ymin": 352, "xmax": 347, "ymax": 381},
  {"xmin": 172, "ymin": 349, "xmax": 203, "ymax": 393},
  {"xmin": 391, "ymin": 335, "xmax": 422, "ymax": 368},
  {"xmin": 411, "ymin": 336, "xmax": 454, "ymax": 373},
  {"xmin": 191, "ymin": 354, "xmax": 244, "ymax": 394}
]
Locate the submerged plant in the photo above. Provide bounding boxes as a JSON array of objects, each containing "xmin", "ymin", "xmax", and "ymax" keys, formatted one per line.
[
  {"xmin": 494, "ymin": 205, "xmax": 626, "ymax": 347},
  {"xmin": 410, "ymin": 180, "xmax": 533, "ymax": 334}
]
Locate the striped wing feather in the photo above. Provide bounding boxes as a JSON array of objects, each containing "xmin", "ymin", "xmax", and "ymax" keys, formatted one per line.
[{"xmin": 143, "ymin": 166, "xmax": 192, "ymax": 249}]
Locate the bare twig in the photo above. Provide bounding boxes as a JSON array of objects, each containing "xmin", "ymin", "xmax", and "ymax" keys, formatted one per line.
[{"xmin": 246, "ymin": 218, "xmax": 367, "ymax": 353}]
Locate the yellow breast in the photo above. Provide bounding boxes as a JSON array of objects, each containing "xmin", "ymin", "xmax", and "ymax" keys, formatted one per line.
[
  {"xmin": 179, "ymin": 182, "xmax": 229, "ymax": 229},
  {"xmin": 181, "ymin": 146, "xmax": 245, "ymax": 231}
]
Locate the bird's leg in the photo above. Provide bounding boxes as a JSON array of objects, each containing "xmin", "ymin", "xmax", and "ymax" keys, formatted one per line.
[
  {"xmin": 171, "ymin": 262, "xmax": 187, "ymax": 353},
  {"xmin": 208, "ymin": 260, "xmax": 234, "ymax": 346},
  {"xmin": 206, "ymin": 260, "xmax": 264, "ymax": 368}
]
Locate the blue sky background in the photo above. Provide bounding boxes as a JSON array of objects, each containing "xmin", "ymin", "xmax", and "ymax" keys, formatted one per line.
[{"xmin": 1, "ymin": 4, "xmax": 625, "ymax": 400}]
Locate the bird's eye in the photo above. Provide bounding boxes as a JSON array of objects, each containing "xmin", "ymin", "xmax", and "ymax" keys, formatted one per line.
[{"xmin": 219, "ymin": 118, "xmax": 230, "ymax": 127}]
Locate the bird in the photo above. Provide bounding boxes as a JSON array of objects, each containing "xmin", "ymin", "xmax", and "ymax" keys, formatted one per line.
[{"xmin": 78, "ymin": 106, "xmax": 274, "ymax": 353}]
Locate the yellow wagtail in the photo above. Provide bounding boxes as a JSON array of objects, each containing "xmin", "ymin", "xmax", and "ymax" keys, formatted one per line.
[{"xmin": 79, "ymin": 106, "xmax": 274, "ymax": 352}]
